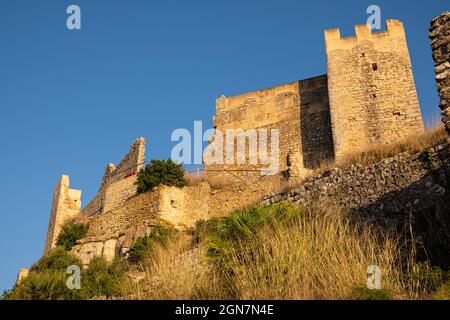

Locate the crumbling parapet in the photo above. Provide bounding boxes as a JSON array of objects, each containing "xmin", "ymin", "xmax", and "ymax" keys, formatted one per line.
[
  {"xmin": 430, "ymin": 12, "xmax": 450, "ymax": 136},
  {"xmin": 80, "ymin": 137, "xmax": 146, "ymax": 217},
  {"xmin": 43, "ymin": 175, "xmax": 81, "ymax": 255},
  {"xmin": 15, "ymin": 268, "xmax": 29, "ymax": 286}
]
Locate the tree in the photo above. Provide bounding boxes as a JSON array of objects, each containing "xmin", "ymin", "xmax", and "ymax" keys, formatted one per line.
[{"xmin": 137, "ymin": 159, "xmax": 187, "ymax": 193}]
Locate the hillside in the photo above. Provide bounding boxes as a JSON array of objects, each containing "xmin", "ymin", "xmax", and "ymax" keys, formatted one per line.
[{"xmin": 3, "ymin": 126, "xmax": 450, "ymax": 300}]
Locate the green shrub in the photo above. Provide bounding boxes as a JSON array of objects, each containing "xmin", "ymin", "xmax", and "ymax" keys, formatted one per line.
[
  {"xmin": 402, "ymin": 262, "xmax": 443, "ymax": 295},
  {"xmin": 188, "ymin": 218, "xmax": 220, "ymax": 245},
  {"xmin": 11, "ymin": 269, "xmax": 86, "ymax": 300},
  {"xmin": 129, "ymin": 225, "xmax": 176, "ymax": 262},
  {"xmin": 31, "ymin": 247, "xmax": 83, "ymax": 273},
  {"xmin": 83, "ymin": 256, "xmax": 126, "ymax": 298},
  {"xmin": 351, "ymin": 287, "xmax": 394, "ymax": 300},
  {"xmin": 137, "ymin": 159, "xmax": 187, "ymax": 193},
  {"xmin": 56, "ymin": 222, "xmax": 88, "ymax": 251},
  {"xmin": 433, "ymin": 279, "xmax": 450, "ymax": 300},
  {"xmin": 206, "ymin": 203, "xmax": 300, "ymax": 260},
  {"xmin": 0, "ymin": 289, "xmax": 14, "ymax": 300}
]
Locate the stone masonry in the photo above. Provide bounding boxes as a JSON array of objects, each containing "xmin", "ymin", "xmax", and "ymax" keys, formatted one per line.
[
  {"xmin": 43, "ymin": 138, "xmax": 145, "ymax": 254},
  {"xmin": 205, "ymin": 76, "xmax": 332, "ymax": 183},
  {"xmin": 205, "ymin": 20, "xmax": 424, "ymax": 182},
  {"xmin": 43, "ymin": 175, "xmax": 81, "ymax": 255},
  {"xmin": 262, "ymin": 143, "xmax": 450, "ymax": 227},
  {"xmin": 430, "ymin": 12, "xmax": 450, "ymax": 135},
  {"xmin": 325, "ymin": 20, "xmax": 423, "ymax": 161},
  {"xmin": 80, "ymin": 137, "xmax": 145, "ymax": 217}
]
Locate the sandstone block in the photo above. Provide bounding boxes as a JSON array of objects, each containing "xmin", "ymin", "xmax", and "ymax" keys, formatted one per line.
[
  {"xmin": 103, "ymin": 239, "xmax": 118, "ymax": 264},
  {"xmin": 78, "ymin": 242, "xmax": 104, "ymax": 265}
]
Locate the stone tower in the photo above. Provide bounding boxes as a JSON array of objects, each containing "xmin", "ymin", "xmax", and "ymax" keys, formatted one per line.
[
  {"xmin": 325, "ymin": 20, "xmax": 424, "ymax": 161},
  {"xmin": 43, "ymin": 175, "xmax": 81, "ymax": 255}
]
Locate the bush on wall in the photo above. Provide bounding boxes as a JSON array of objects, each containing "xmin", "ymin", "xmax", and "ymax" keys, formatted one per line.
[
  {"xmin": 56, "ymin": 222, "xmax": 89, "ymax": 251},
  {"xmin": 137, "ymin": 159, "xmax": 187, "ymax": 193}
]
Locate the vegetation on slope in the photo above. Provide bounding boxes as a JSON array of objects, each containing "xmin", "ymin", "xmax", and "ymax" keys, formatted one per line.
[
  {"xmin": 4, "ymin": 247, "xmax": 127, "ymax": 300},
  {"xmin": 3, "ymin": 126, "xmax": 448, "ymax": 300},
  {"xmin": 4, "ymin": 202, "xmax": 449, "ymax": 300},
  {"xmin": 129, "ymin": 203, "xmax": 448, "ymax": 300},
  {"xmin": 129, "ymin": 225, "xmax": 176, "ymax": 262},
  {"xmin": 56, "ymin": 222, "xmax": 89, "ymax": 251},
  {"xmin": 338, "ymin": 125, "xmax": 448, "ymax": 168}
]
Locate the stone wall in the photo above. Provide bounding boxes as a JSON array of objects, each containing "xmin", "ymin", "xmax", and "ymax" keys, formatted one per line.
[
  {"xmin": 325, "ymin": 20, "xmax": 423, "ymax": 161},
  {"xmin": 262, "ymin": 144, "xmax": 450, "ymax": 226},
  {"xmin": 43, "ymin": 175, "xmax": 81, "ymax": 255},
  {"xmin": 72, "ymin": 190, "xmax": 161, "ymax": 265},
  {"xmin": 430, "ymin": 12, "xmax": 450, "ymax": 135},
  {"xmin": 204, "ymin": 20, "xmax": 424, "ymax": 182},
  {"xmin": 72, "ymin": 174, "xmax": 285, "ymax": 265},
  {"xmin": 72, "ymin": 142, "xmax": 450, "ymax": 266},
  {"xmin": 15, "ymin": 268, "xmax": 29, "ymax": 286},
  {"xmin": 204, "ymin": 76, "xmax": 333, "ymax": 183},
  {"xmin": 80, "ymin": 137, "xmax": 145, "ymax": 217}
]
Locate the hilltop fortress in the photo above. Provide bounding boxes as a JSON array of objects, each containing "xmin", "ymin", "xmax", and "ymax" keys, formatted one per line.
[{"xmin": 34, "ymin": 18, "xmax": 450, "ymax": 270}]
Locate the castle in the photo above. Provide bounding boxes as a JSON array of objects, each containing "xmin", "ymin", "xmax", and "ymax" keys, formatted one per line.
[
  {"xmin": 36, "ymin": 19, "xmax": 431, "ymax": 268},
  {"xmin": 205, "ymin": 20, "xmax": 424, "ymax": 182}
]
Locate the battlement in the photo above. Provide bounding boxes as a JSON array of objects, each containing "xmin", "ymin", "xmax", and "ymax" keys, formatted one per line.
[
  {"xmin": 325, "ymin": 19, "xmax": 423, "ymax": 161},
  {"xmin": 324, "ymin": 20, "xmax": 408, "ymax": 53}
]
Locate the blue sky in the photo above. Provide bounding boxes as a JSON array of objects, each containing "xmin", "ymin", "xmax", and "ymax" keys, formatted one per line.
[{"xmin": 0, "ymin": 0, "xmax": 447, "ymax": 292}]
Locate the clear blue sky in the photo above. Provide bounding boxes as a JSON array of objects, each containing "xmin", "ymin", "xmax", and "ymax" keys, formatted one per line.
[{"xmin": 0, "ymin": 0, "xmax": 447, "ymax": 292}]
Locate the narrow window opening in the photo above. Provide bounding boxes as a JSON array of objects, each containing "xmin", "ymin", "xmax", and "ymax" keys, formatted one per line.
[{"xmin": 372, "ymin": 63, "xmax": 378, "ymax": 71}]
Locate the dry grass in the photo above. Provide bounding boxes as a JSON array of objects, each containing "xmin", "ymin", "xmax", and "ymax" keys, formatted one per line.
[
  {"xmin": 126, "ymin": 205, "xmax": 444, "ymax": 300},
  {"xmin": 184, "ymin": 170, "xmax": 205, "ymax": 186},
  {"xmin": 339, "ymin": 125, "xmax": 448, "ymax": 168},
  {"xmin": 223, "ymin": 206, "xmax": 441, "ymax": 300},
  {"xmin": 127, "ymin": 234, "xmax": 227, "ymax": 300}
]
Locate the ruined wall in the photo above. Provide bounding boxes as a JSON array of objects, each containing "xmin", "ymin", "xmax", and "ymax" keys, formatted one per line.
[
  {"xmin": 15, "ymin": 268, "xmax": 29, "ymax": 286},
  {"xmin": 72, "ymin": 190, "xmax": 161, "ymax": 264},
  {"xmin": 204, "ymin": 76, "xmax": 333, "ymax": 183},
  {"xmin": 325, "ymin": 20, "xmax": 424, "ymax": 161},
  {"xmin": 80, "ymin": 138, "xmax": 145, "ymax": 217},
  {"xmin": 72, "ymin": 141, "xmax": 450, "ymax": 266},
  {"xmin": 430, "ymin": 12, "xmax": 450, "ymax": 135},
  {"xmin": 262, "ymin": 143, "xmax": 450, "ymax": 226},
  {"xmin": 73, "ymin": 174, "xmax": 286, "ymax": 265},
  {"xmin": 43, "ymin": 175, "xmax": 81, "ymax": 255}
]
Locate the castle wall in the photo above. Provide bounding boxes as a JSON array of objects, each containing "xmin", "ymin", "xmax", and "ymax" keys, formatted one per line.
[
  {"xmin": 72, "ymin": 140, "xmax": 450, "ymax": 266},
  {"xmin": 325, "ymin": 20, "xmax": 424, "ymax": 161},
  {"xmin": 43, "ymin": 175, "xmax": 81, "ymax": 255},
  {"xmin": 72, "ymin": 189, "xmax": 161, "ymax": 265},
  {"xmin": 429, "ymin": 12, "xmax": 450, "ymax": 135},
  {"xmin": 204, "ymin": 76, "xmax": 333, "ymax": 183},
  {"xmin": 72, "ymin": 174, "xmax": 285, "ymax": 265},
  {"xmin": 80, "ymin": 138, "xmax": 145, "ymax": 217}
]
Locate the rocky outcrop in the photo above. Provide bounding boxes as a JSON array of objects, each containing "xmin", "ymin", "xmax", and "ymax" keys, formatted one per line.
[{"xmin": 430, "ymin": 12, "xmax": 450, "ymax": 135}]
